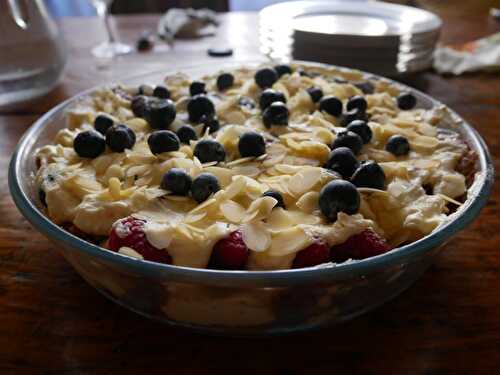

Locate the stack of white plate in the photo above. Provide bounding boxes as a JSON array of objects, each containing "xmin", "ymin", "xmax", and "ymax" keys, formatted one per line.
[{"xmin": 259, "ymin": 0, "xmax": 441, "ymax": 77}]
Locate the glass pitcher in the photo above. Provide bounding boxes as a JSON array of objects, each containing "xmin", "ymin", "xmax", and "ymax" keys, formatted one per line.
[{"xmin": 0, "ymin": 0, "xmax": 67, "ymax": 108}]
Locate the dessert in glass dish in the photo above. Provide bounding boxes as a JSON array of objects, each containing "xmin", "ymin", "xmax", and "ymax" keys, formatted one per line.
[{"xmin": 34, "ymin": 63, "xmax": 476, "ymax": 271}]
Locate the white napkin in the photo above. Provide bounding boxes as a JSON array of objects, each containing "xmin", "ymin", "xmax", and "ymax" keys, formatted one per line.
[{"xmin": 434, "ymin": 32, "xmax": 500, "ymax": 75}]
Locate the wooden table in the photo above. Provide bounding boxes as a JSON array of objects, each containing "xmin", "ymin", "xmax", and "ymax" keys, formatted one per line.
[{"xmin": 1, "ymin": 6, "xmax": 499, "ymax": 374}]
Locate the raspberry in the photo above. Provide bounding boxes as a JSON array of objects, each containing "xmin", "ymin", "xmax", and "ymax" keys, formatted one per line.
[
  {"xmin": 330, "ymin": 229, "xmax": 391, "ymax": 263},
  {"xmin": 210, "ymin": 230, "xmax": 248, "ymax": 270},
  {"xmin": 108, "ymin": 216, "xmax": 171, "ymax": 264},
  {"xmin": 292, "ymin": 241, "xmax": 330, "ymax": 268}
]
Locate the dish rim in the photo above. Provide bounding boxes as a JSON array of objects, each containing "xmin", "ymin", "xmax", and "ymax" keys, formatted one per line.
[{"xmin": 8, "ymin": 60, "xmax": 494, "ymax": 287}]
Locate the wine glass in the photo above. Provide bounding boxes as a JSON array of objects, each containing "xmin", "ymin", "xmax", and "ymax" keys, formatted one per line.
[{"xmin": 91, "ymin": 0, "xmax": 132, "ymax": 58}]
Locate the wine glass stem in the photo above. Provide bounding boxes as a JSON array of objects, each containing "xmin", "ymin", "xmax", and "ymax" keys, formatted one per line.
[
  {"xmin": 104, "ymin": 12, "xmax": 115, "ymax": 44},
  {"xmin": 96, "ymin": 3, "xmax": 115, "ymax": 44}
]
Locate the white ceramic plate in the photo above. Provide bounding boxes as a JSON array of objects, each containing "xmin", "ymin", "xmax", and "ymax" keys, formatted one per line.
[{"xmin": 259, "ymin": 0, "xmax": 442, "ymax": 38}]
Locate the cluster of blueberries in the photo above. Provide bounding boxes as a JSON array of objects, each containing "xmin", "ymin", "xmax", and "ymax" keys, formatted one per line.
[{"xmin": 71, "ymin": 64, "xmax": 417, "ymax": 222}]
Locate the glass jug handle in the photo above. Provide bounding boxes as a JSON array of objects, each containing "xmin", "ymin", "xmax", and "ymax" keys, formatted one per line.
[{"xmin": 7, "ymin": 0, "xmax": 30, "ymax": 29}]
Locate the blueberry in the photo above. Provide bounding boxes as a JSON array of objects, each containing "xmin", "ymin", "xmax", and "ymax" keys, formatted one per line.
[
  {"xmin": 106, "ymin": 124, "xmax": 136, "ymax": 152},
  {"xmin": 131, "ymin": 95, "xmax": 148, "ymax": 118},
  {"xmin": 319, "ymin": 180, "xmax": 360, "ymax": 221},
  {"xmin": 193, "ymin": 139, "xmax": 225, "ymax": 163},
  {"xmin": 161, "ymin": 168, "xmax": 192, "ymax": 195},
  {"xmin": 319, "ymin": 95, "xmax": 342, "ymax": 117},
  {"xmin": 332, "ymin": 131, "xmax": 364, "ymax": 155},
  {"xmin": 255, "ymin": 68, "xmax": 278, "ymax": 89},
  {"xmin": 147, "ymin": 130, "xmax": 180, "ymax": 154},
  {"xmin": 262, "ymin": 102, "xmax": 289, "ymax": 128},
  {"xmin": 259, "ymin": 89, "xmax": 286, "ymax": 110},
  {"xmin": 200, "ymin": 115, "xmax": 220, "ymax": 134},
  {"xmin": 191, "ymin": 173, "xmax": 220, "ymax": 203},
  {"xmin": 346, "ymin": 120, "xmax": 372, "ymax": 144},
  {"xmin": 153, "ymin": 85, "xmax": 170, "ymax": 99},
  {"xmin": 262, "ymin": 190, "xmax": 285, "ymax": 209},
  {"xmin": 397, "ymin": 92, "xmax": 417, "ymax": 110},
  {"xmin": 339, "ymin": 107, "xmax": 368, "ymax": 127},
  {"xmin": 239, "ymin": 96, "xmax": 256, "ymax": 110},
  {"xmin": 354, "ymin": 81, "xmax": 375, "ymax": 94},
  {"xmin": 346, "ymin": 95, "xmax": 367, "ymax": 112},
  {"xmin": 216, "ymin": 73, "xmax": 234, "ymax": 91},
  {"xmin": 238, "ymin": 131, "xmax": 266, "ymax": 157},
  {"xmin": 306, "ymin": 87, "xmax": 323, "ymax": 103},
  {"xmin": 187, "ymin": 94, "xmax": 215, "ymax": 123},
  {"xmin": 274, "ymin": 64, "xmax": 292, "ymax": 77},
  {"xmin": 385, "ymin": 135, "xmax": 410, "ymax": 156},
  {"xmin": 324, "ymin": 147, "xmax": 359, "ymax": 179},
  {"xmin": 351, "ymin": 161, "xmax": 385, "ymax": 190},
  {"xmin": 39, "ymin": 188, "xmax": 47, "ymax": 207},
  {"xmin": 176, "ymin": 124, "xmax": 197, "ymax": 143},
  {"xmin": 94, "ymin": 114, "xmax": 114, "ymax": 135},
  {"xmin": 144, "ymin": 98, "xmax": 176, "ymax": 129},
  {"xmin": 189, "ymin": 81, "xmax": 206, "ymax": 96},
  {"xmin": 73, "ymin": 130, "xmax": 105, "ymax": 158}
]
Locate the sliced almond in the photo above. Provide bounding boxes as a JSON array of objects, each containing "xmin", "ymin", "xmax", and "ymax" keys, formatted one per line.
[
  {"xmin": 118, "ymin": 247, "xmax": 144, "ymax": 260},
  {"xmin": 220, "ymin": 200, "xmax": 246, "ymax": 223},
  {"xmin": 223, "ymin": 176, "xmax": 247, "ymax": 200},
  {"xmin": 268, "ymin": 227, "xmax": 312, "ymax": 256},
  {"xmin": 241, "ymin": 221, "xmax": 271, "ymax": 252},
  {"xmin": 231, "ymin": 165, "xmax": 261, "ymax": 177},
  {"xmin": 225, "ymin": 156, "xmax": 255, "ymax": 167},
  {"xmin": 287, "ymin": 168, "xmax": 322, "ymax": 196},
  {"xmin": 189, "ymin": 198, "xmax": 217, "ymax": 214},
  {"xmin": 413, "ymin": 159, "xmax": 440, "ymax": 169},
  {"xmin": 203, "ymin": 166, "xmax": 234, "ymax": 187},
  {"xmin": 185, "ymin": 211, "xmax": 207, "ymax": 223},
  {"xmin": 296, "ymin": 191, "xmax": 320, "ymax": 213}
]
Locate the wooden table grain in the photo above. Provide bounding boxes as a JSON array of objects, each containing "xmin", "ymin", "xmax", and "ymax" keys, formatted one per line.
[{"xmin": 1, "ymin": 5, "xmax": 499, "ymax": 375}]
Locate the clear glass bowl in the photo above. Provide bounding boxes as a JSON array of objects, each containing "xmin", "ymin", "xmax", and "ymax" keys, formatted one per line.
[{"xmin": 9, "ymin": 61, "xmax": 494, "ymax": 336}]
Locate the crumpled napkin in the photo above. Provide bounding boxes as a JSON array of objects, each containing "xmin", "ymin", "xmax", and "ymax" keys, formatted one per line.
[
  {"xmin": 157, "ymin": 8, "xmax": 219, "ymax": 40},
  {"xmin": 433, "ymin": 32, "xmax": 500, "ymax": 75}
]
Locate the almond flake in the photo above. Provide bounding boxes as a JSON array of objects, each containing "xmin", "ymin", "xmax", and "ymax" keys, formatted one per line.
[
  {"xmin": 174, "ymin": 224, "xmax": 194, "ymax": 240},
  {"xmin": 268, "ymin": 227, "xmax": 312, "ymax": 256},
  {"xmin": 437, "ymin": 193, "xmax": 462, "ymax": 206},
  {"xmin": 203, "ymin": 166, "xmax": 234, "ymax": 187},
  {"xmin": 220, "ymin": 200, "xmax": 246, "ymax": 223},
  {"xmin": 223, "ymin": 176, "xmax": 247, "ymax": 200},
  {"xmin": 296, "ymin": 191, "xmax": 320, "ymax": 213},
  {"xmin": 189, "ymin": 198, "xmax": 217, "ymax": 214},
  {"xmin": 225, "ymin": 157, "xmax": 255, "ymax": 167},
  {"xmin": 201, "ymin": 161, "xmax": 218, "ymax": 168},
  {"xmin": 118, "ymin": 247, "xmax": 144, "ymax": 259},
  {"xmin": 108, "ymin": 177, "xmax": 121, "ymax": 200},
  {"xmin": 287, "ymin": 168, "xmax": 321, "ymax": 196},
  {"xmin": 413, "ymin": 159, "xmax": 440, "ymax": 169},
  {"xmin": 231, "ymin": 165, "xmax": 261, "ymax": 177},
  {"xmin": 241, "ymin": 221, "xmax": 271, "ymax": 252},
  {"xmin": 185, "ymin": 212, "xmax": 207, "ymax": 223},
  {"xmin": 357, "ymin": 187, "xmax": 389, "ymax": 195}
]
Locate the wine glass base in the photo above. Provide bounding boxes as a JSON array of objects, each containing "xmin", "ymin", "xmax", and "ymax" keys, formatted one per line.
[{"xmin": 92, "ymin": 42, "xmax": 133, "ymax": 58}]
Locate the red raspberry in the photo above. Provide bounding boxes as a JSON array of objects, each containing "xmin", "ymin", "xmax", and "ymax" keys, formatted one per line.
[
  {"xmin": 292, "ymin": 241, "xmax": 330, "ymax": 268},
  {"xmin": 108, "ymin": 216, "xmax": 171, "ymax": 264},
  {"xmin": 330, "ymin": 229, "xmax": 391, "ymax": 263},
  {"xmin": 210, "ymin": 230, "xmax": 248, "ymax": 270}
]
